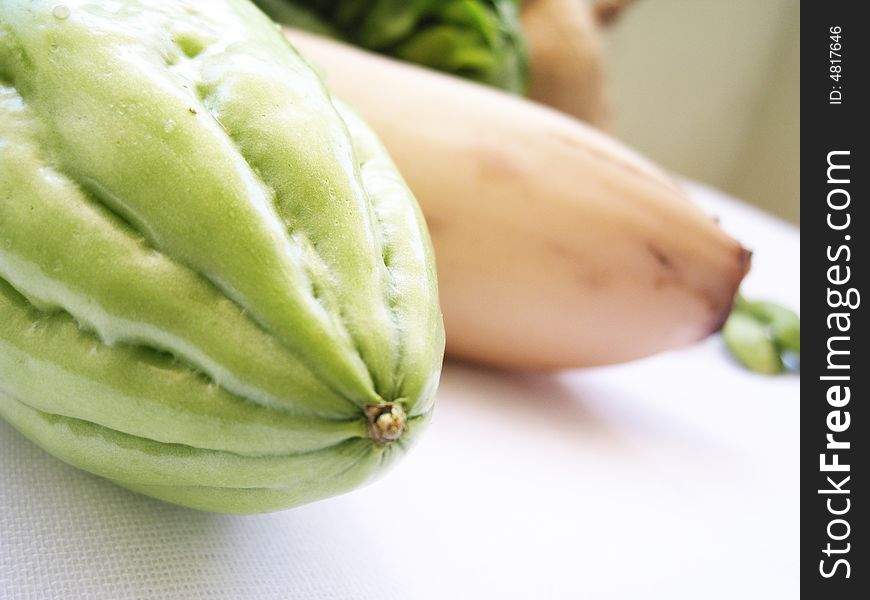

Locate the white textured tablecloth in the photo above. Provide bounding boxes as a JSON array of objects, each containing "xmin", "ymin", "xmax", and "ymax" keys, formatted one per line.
[{"xmin": 0, "ymin": 182, "xmax": 799, "ymax": 599}]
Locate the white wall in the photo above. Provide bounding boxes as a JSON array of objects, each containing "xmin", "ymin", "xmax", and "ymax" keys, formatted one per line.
[{"xmin": 605, "ymin": 0, "xmax": 799, "ymax": 223}]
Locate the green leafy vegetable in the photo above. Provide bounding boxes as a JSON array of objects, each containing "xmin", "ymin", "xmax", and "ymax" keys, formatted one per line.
[{"xmin": 256, "ymin": 0, "xmax": 528, "ymax": 93}]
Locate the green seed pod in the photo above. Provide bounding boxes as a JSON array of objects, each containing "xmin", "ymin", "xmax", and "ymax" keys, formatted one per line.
[
  {"xmin": 0, "ymin": 0, "xmax": 444, "ymax": 513},
  {"xmin": 722, "ymin": 311, "xmax": 783, "ymax": 375},
  {"xmin": 743, "ymin": 300, "xmax": 800, "ymax": 355}
]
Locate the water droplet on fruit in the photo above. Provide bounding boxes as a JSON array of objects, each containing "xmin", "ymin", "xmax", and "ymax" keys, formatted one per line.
[
  {"xmin": 52, "ymin": 5, "xmax": 70, "ymax": 20},
  {"xmin": 164, "ymin": 119, "xmax": 176, "ymax": 133}
]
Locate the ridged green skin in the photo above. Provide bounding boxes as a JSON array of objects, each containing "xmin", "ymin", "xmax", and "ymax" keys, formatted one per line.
[{"xmin": 0, "ymin": 0, "xmax": 444, "ymax": 513}]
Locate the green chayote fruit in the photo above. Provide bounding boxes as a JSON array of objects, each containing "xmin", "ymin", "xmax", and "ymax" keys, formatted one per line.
[
  {"xmin": 0, "ymin": 0, "xmax": 444, "ymax": 513},
  {"xmin": 256, "ymin": 0, "xmax": 528, "ymax": 93}
]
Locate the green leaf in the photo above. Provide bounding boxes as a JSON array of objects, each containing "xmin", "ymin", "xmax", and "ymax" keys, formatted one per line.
[{"xmin": 257, "ymin": 0, "xmax": 529, "ymax": 93}]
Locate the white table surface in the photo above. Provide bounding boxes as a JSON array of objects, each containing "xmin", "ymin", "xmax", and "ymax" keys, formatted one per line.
[{"xmin": 0, "ymin": 182, "xmax": 799, "ymax": 599}]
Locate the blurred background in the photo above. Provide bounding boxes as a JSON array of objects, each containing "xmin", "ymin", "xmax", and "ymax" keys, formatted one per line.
[{"xmin": 606, "ymin": 0, "xmax": 799, "ymax": 224}]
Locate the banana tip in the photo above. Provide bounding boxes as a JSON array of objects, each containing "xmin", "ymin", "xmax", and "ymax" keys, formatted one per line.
[{"xmin": 709, "ymin": 245, "xmax": 753, "ymax": 335}]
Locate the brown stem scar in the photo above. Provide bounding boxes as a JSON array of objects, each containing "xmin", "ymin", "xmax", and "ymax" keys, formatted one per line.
[{"xmin": 365, "ymin": 402, "xmax": 406, "ymax": 445}]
